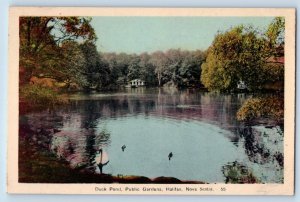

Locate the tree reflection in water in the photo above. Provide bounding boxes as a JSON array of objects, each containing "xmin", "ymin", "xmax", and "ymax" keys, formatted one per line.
[
  {"xmin": 50, "ymin": 128, "xmax": 112, "ymax": 173},
  {"xmin": 223, "ymin": 124, "xmax": 284, "ymax": 183},
  {"xmin": 19, "ymin": 89, "xmax": 284, "ymax": 183}
]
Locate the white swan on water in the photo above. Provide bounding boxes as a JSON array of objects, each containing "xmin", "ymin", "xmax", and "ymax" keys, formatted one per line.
[{"xmin": 95, "ymin": 149, "xmax": 109, "ymax": 174}]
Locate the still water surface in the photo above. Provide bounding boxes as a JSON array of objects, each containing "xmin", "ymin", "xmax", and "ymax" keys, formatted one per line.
[{"xmin": 20, "ymin": 88, "xmax": 283, "ymax": 183}]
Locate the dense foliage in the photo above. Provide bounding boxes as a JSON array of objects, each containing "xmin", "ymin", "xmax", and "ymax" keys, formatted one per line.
[
  {"xmin": 236, "ymin": 96, "xmax": 284, "ymax": 123},
  {"xmin": 201, "ymin": 17, "xmax": 284, "ymax": 92},
  {"xmin": 19, "ymin": 17, "xmax": 96, "ymax": 85},
  {"xmin": 101, "ymin": 49, "xmax": 206, "ymax": 88},
  {"xmin": 19, "ymin": 17, "xmax": 205, "ymax": 91}
]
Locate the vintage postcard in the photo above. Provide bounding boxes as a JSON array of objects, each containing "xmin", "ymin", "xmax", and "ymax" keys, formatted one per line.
[{"xmin": 7, "ymin": 7, "xmax": 295, "ymax": 195}]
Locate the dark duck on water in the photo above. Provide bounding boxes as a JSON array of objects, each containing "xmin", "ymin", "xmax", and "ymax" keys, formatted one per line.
[
  {"xmin": 121, "ymin": 145, "xmax": 126, "ymax": 152},
  {"xmin": 168, "ymin": 152, "xmax": 173, "ymax": 160}
]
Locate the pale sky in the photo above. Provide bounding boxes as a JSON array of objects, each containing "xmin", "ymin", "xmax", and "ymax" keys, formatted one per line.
[{"xmin": 91, "ymin": 17, "xmax": 275, "ymax": 54}]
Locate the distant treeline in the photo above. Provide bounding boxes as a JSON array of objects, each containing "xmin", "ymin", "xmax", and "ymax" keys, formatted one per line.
[
  {"xmin": 19, "ymin": 16, "xmax": 284, "ymax": 93},
  {"xmin": 100, "ymin": 49, "xmax": 206, "ymax": 89}
]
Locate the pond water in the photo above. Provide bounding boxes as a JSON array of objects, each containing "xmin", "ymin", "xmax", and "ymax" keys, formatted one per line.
[{"xmin": 19, "ymin": 88, "xmax": 284, "ymax": 183}]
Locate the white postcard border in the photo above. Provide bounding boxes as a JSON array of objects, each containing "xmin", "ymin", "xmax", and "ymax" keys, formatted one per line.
[{"xmin": 7, "ymin": 7, "xmax": 295, "ymax": 195}]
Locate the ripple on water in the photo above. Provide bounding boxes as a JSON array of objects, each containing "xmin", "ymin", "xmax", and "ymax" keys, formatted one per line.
[
  {"xmin": 88, "ymin": 115, "xmax": 246, "ymax": 182},
  {"xmin": 20, "ymin": 90, "xmax": 283, "ymax": 183}
]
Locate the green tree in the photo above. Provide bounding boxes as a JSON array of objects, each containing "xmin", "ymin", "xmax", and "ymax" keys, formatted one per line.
[
  {"xmin": 59, "ymin": 41, "xmax": 88, "ymax": 88},
  {"xmin": 80, "ymin": 42, "xmax": 110, "ymax": 90},
  {"xmin": 115, "ymin": 53, "xmax": 131, "ymax": 84},
  {"xmin": 176, "ymin": 50, "xmax": 205, "ymax": 87},
  {"xmin": 127, "ymin": 55, "xmax": 141, "ymax": 81},
  {"xmin": 201, "ymin": 17, "xmax": 284, "ymax": 92},
  {"xmin": 265, "ymin": 17, "xmax": 285, "ymax": 56},
  {"xmin": 101, "ymin": 53, "xmax": 121, "ymax": 86},
  {"xmin": 150, "ymin": 51, "xmax": 169, "ymax": 86},
  {"xmin": 139, "ymin": 53, "xmax": 157, "ymax": 86},
  {"xmin": 164, "ymin": 49, "xmax": 182, "ymax": 86}
]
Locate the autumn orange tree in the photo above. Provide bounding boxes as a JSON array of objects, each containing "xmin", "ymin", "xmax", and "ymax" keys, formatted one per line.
[{"xmin": 19, "ymin": 17, "xmax": 96, "ymax": 85}]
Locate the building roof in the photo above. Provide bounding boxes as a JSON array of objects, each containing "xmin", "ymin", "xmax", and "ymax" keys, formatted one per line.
[{"xmin": 130, "ymin": 79, "xmax": 144, "ymax": 82}]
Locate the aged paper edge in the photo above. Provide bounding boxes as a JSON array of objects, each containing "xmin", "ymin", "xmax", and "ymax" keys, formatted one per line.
[{"xmin": 7, "ymin": 7, "xmax": 296, "ymax": 195}]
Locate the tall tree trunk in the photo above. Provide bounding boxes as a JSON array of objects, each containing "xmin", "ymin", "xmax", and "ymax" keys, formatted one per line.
[{"xmin": 157, "ymin": 72, "xmax": 161, "ymax": 86}]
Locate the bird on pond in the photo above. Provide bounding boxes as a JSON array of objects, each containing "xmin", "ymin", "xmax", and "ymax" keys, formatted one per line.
[
  {"xmin": 96, "ymin": 148, "xmax": 109, "ymax": 174},
  {"xmin": 168, "ymin": 152, "xmax": 173, "ymax": 161},
  {"xmin": 121, "ymin": 145, "xmax": 126, "ymax": 152}
]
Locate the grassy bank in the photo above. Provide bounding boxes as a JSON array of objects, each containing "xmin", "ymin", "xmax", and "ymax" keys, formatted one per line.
[{"xmin": 19, "ymin": 85, "xmax": 69, "ymax": 114}]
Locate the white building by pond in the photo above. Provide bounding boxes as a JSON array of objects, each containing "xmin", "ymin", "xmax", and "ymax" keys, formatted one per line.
[
  {"xmin": 237, "ymin": 80, "xmax": 247, "ymax": 90},
  {"xmin": 129, "ymin": 79, "xmax": 145, "ymax": 87}
]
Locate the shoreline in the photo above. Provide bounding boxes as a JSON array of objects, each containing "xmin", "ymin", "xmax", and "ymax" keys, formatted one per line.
[{"xmin": 19, "ymin": 134, "xmax": 206, "ymax": 184}]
